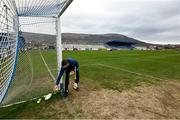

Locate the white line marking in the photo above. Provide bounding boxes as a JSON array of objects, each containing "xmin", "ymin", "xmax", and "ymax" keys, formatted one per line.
[
  {"xmin": 0, "ymin": 100, "xmax": 27, "ymax": 108},
  {"xmin": 96, "ymin": 63, "xmax": 163, "ymax": 81},
  {"xmin": 0, "ymin": 97, "xmax": 39, "ymax": 108},
  {"xmin": 27, "ymin": 52, "xmax": 34, "ymax": 88},
  {"xmin": 39, "ymin": 52, "xmax": 56, "ymax": 81},
  {"xmin": 1, "ymin": 58, "xmax": 163, "ymax": 110},
  {"xmin": 0, "ymin": 52, "xmax": 79, "ymax": 118},
  {"xmin": 39, "ymin": 51, "xmax": 78, "ymax": 118},
  {"xmin": 0, "ymin": 52, "xmax": 36, "ymax": 108}
]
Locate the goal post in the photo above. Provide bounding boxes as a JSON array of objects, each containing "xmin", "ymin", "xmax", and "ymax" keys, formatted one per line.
[
  {"xmin": 56, "ymin": 17, "xmax": 62, "ymax": 82},
  {"xmin": 0, "ymin": 0, "xmax": 73, "ymax": 105},
  {"xmin": 56, "ymin": 0, "xmax": 73, "ymax": 85}
]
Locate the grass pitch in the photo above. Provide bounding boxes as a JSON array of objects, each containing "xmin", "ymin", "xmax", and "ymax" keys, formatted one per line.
[{"xmin": 0, "ymin": 50, "xmax": 180, "ymax": 119}]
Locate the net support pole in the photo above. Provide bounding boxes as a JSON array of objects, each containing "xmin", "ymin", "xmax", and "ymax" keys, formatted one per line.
[{"xmin": 55, "ymin": 17, "xmax": 63, "ymax": 84}]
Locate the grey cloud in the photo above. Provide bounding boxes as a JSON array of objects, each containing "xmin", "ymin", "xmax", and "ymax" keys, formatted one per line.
[{"xmin": 61, "ymin": 0, "xmax": 180, "ymax": 44}]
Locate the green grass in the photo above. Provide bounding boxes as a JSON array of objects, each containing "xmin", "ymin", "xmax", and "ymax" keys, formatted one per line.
[
  {"xmin": 2, "ymin": 51, "xmax": 54, "ymax": 105},
  {"xmin": 0, "ymin": 50, "xmax": 180, "ymax": 118},
  {"xmin": 0, "ymin": 92, "xmax": 71, "ymax": 119},
  {"xmin": 63, "ymin": 50, "xmax": 180, "ymax": 91}
]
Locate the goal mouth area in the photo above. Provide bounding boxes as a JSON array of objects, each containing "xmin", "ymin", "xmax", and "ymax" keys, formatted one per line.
[{"xmin": 0, "ymin": 0, "xmax": 73, "ymax": 105}]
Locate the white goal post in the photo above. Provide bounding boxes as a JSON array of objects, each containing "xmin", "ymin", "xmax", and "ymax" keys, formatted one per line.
[{"xmin": 0, "ymin": 0, "xmax": 73, "ymax": 104}]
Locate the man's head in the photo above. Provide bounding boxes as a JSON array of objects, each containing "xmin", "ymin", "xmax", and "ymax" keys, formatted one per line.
[{"xmin": 62, "ymin": 59, "xmax": 69, "ymax": 68}]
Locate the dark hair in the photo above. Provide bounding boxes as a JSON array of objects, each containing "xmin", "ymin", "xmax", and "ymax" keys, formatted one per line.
[{"xmin": 62, "ymin": 59, "xmax": 68, "ymax": 66}]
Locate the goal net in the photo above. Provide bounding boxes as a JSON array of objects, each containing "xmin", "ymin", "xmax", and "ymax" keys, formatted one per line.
[
  {"xmin": 0, "ymin": 0, "xmax": 73, "ymax": 106},
  {"xmin": 0, "ymin": 0, "xmax": 19, "ymax": 104}
]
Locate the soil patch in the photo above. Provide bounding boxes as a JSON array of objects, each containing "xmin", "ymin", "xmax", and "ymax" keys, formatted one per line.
[{"xmin": 72, "ymin": 81, "xmax": 180, "ymax": 119}]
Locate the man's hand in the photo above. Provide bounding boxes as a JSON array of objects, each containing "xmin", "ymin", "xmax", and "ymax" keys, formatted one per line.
[
  {"xmin": 70, "ymin": 70, "xmax": 75, "ymax": 75},
  {"xmin": 53, "ymin": 85, "xmax": 59, "ymax": 92}
]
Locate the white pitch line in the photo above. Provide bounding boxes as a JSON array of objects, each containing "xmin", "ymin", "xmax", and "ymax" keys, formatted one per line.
[
  {"xmin": 96, "ymin": 63, "xmax": 163, "ymax": 81},
  {"xmin": 0, "ymin": 100, "xmax": 27, "ymax": 108},
  {"xmin": 39, "ymin": 52, "xmax": 56, "ymax": 80},
  {"xmin": 0, "ymin": 52, "xmax": 36, "ymax": 108},
  {"xmin": 0, "ymin": 97, "xmax": 39, "ymax": 108},
  {"xmin": 0, "ymin": 63, "xmax": 97, "ymax": 108},
  {"xmin": 27, "ymin": 52, "xmax": 34, "ymax": 88},
  {"xmin": 39, "ymin": 51, "xmax": 78, "ymax": 118},
  {"xmin": 0, "ymin": 52, "xmax": 78, "ymax": 118}
]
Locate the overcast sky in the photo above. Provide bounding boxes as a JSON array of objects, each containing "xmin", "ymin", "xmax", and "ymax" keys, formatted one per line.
[{"xmin": 61, "ymin": 0, "xmax": 180, "ymax": 44}]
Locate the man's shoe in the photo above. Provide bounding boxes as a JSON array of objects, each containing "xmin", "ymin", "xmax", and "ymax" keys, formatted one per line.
[
  {"xmin": 62, "ymin": 90, "xmax": 69, "ymax": 97},
  {"xmin": 60, "ymin": 83, "xmax": 64, "ymax": 91},
  {"xmin": 73, "ymin": 83, "xmax": 79, "ymax": 91}
]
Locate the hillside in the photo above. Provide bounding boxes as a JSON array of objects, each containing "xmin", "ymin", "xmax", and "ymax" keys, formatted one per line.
[{"xmin": 22, "ymin": 32, "xmax": 149, "ymax": 46}]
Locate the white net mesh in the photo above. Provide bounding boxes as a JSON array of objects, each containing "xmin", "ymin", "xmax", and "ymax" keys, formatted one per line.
[
  {"xmin": 0, "ymin": 0, "xmax": 18, "ymax": 103},
  {"xmin": 0, "ymin": 0, "xmax": 72, "ymax": 105},
  {"xmin": 15, "ymin": 0, "xmax": 67, "ymax": 17},
  {"xmin": 2, "ymin": 19, "xmax": 57, "ymax": 105},
  {"xmin": 19, "ymin": 17, "xmax": 56, "ymax": 34}
]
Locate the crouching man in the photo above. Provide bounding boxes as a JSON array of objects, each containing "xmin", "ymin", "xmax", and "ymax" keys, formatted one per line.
[{"xmin": 54, "ymin": 58, "xmax": 79, "ymax": 97}]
